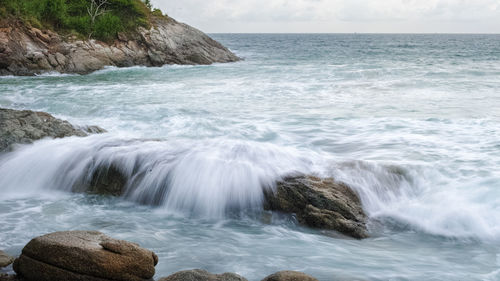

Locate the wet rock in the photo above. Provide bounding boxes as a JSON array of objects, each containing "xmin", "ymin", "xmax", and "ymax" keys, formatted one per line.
[
  {"xmin": 0, "ymin": 250, "xmax": 14, "ymax": 268},
  {"xmin": 158, "ymin": 269, "xmax": 248, "ymax": 281},
  {"xmin": 0, "ymin": 274, "xmax": 17, "ymax": 281},
  {"xmin": 0, "ymin": 17, "xmax": 239, "ymax": 76},
  {"xmin": 264, "ymin": 175, "xmax": 368, "ymax": 239},
  {"xmin": 261, "ymin": 271, "xmax": 318, "ymax": 281},
  {"xmin": 0, "ymin": 108, "xmax": 106, "ymax": 152},
  {"xmin": 87, "ymin": 165, "xmax": 128, "ymax": 196},
  {"xmin": 13, "ymin": 231, "xmax": 158, "ymax": 281}
]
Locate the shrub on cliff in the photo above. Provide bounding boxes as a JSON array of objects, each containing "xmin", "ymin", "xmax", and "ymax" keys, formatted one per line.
[{"xmin": 0, "ymin": 0, "xmax": 166, "ymax": 42}]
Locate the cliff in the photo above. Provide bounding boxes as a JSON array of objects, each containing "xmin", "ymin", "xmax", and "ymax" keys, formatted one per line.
[{"xmin": 0, "ymin": 17, "xmax": 240, "ymax": 75}]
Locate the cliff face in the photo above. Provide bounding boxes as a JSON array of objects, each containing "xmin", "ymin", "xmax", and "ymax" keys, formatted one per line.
[{"xmin": 0, "ymin": 17, "xmax": 240, "ymax": 76}]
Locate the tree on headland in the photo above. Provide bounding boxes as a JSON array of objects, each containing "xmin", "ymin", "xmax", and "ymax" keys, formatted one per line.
[
  {"xmin": 87, "ymin": 0, "xmax": 109, "ymax": 26},
  {"xmin": 144, "ymin": 0, "xmax": 153, "ymax": 10},
  {"xmin": 87, "ymin": 0, "xmax": 109, "ymax": 39}
]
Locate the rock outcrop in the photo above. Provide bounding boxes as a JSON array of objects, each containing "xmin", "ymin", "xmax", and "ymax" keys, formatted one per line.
[
  {"xmin": 0, "ymin": 250, "xmax": 14, "ymax": 268},
  {"xmin": 0, "ymin": 107, "xmax": 105, "ymax": 152},
  {"xmin": 13, "ymin": 231, "xmax": 158, "ymax": 281},
  {"xmin": 261, "ymin": 271, "xmax": 318, "ymax": 281},
  {"xmin": 0, "ymin": 17, "xmax": 239, "ymax": 76},
  {"xmin": 264, "ymin": 175, "xmax": 368, "ymax": 239},
  {"xmin": 158, "ymin": 269, "xmax": 248, "ymax": 281}
]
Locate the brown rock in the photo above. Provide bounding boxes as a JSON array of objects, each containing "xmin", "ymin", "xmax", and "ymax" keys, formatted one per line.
[
  {"xmin": 158, "ymin": 269, "xmax": 248, "ymax": 281},
  {"xmin": 13, "ymin": 231, "xmax": 158, "ymax": 281},
  {"xmin": 261, "ymin": 271, "xmax": 318, "ymax": 281},
  {"xmin": 264, "ymin": 175, "xmax": 368, "ymax": 239},
  {"xmin": 0, "ymin": 250, "xmax": 14, "ymax": 268}
]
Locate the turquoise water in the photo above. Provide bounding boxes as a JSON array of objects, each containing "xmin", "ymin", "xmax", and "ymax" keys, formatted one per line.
[{"xmin": 1, "ymin": 34, "xmax": 500, "ymax": 280}]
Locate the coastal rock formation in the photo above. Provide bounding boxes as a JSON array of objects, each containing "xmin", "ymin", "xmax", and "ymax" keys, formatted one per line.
[
  {"xmin": 261, "ymin": 271, "xmax": 318, "ymax": 281},
  {"xmin": 13, "ymin": 231, "xmax": 158, "ymax": 281},
  {"xmin": 0, "ymin": 107, "xmax": 105, "ymax": 152},
  {"xmin": 0, "ymin": 17, "xmax": 239, "ymax": 76},
  {"xmin": 0, "ymin": 250, "xmax": 14, "ymax": 268},
  {"xmin": 158, "ymin": 269, "xmax": 248, "ymax": 281},
  {"xmin": 264, "ymin": 175, "xmax": 368, "ymax": 239}
]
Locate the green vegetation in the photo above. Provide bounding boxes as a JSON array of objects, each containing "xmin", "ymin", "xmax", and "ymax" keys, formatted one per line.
[{"xmin": 0, "ymin": 0, "xmax": 166, "ymax": 42}]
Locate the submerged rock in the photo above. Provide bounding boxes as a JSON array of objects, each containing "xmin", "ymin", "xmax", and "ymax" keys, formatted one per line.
[
  {"xmin": 0, "ymin": 108, "xmax": 105, "ymax": 152},
  {"xmin": 0, "ymin": 274, "xmax": 16, "ymax": 281},
  {"xmin": 158, "ymin": 269, "xmax": 248, "ymax": 281},
  {"xmin": 264, "ymin": 175, "xmax": 368, "ymax": 239},
  {"xmin": 261, "ymin": 271, "xmax": 318, "ymax": 281},
  {"xmin": 0, "ymin": 250, "xmax": 14, "ymax": 268},
  {"xmin": 0, "ymin": 17, "xmax": 239, "ymax": 76},
  {"xmin": 13, "ymin": 231, "xmax": 158, "ymax": 281}
]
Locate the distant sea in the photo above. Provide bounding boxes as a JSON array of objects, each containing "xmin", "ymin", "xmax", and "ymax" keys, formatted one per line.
[{"xmin": 1, "ymin": 34, "xmax": 500, "ymax": 280}]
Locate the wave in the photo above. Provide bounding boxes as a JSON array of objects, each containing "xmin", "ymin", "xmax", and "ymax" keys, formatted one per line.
[{"xmin": 0, "ymin": 135, "xmax": 499, "ymax": 240}]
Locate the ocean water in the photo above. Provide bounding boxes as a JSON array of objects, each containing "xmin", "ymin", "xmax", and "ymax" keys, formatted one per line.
[{"xmin": 1, "ymin": 34, "xmax": 500, "ymax": 280}]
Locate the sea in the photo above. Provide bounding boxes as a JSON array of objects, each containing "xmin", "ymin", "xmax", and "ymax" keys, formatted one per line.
[{"xmin": 1, "ymin": 34, "xmax": 500, "ymax": 280}]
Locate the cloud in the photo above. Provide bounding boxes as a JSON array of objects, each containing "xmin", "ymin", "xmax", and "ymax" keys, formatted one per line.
[{"xmin": 151, "ymin": 0, "xmax": 500, "ymax": 32}]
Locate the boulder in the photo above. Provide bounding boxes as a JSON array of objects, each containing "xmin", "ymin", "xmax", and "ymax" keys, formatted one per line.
[
  {"xmin": 13, "ymin": 231, "xmax": 158, "ymax": 281},
  {"xmin": 158, "ymin": 269, "xmax": 248, "ymax": 281},
  {"xmin": 0, "ymin": 250, "xmax": 14, "ymax": 268},
  {"xmin": 0, "ymin": 108, "xmax": 106, "ymax": 152},
  {"xmin": 264, "ymin": 175, "xmax": 368, "ymax": 239},
  {"xmin": 261, "ymin": 271, "xmax": 318, "ymax": 281}
]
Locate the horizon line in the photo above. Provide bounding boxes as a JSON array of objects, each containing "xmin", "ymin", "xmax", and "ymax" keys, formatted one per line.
[{"xmin": 207, "ymin": 32, "xmax": 500, "ymax": 35}]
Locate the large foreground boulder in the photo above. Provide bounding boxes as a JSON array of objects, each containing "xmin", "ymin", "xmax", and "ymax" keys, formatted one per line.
[
  {"xmin": 0, "ymin": 250, "xmax": 14, "ymax": 268},
  {"xmin": 264, "ymin": 175, "xmax": 368, "ymax": 239},
  {"xmin": 0, "ymin": 108, "xmax": 105, "ymax": 152},
  {"xmin": 261, "ymin": 271, "xmax": 318, "ymax": 281},
  {"xmin": 13, "ymin": 231, "xmax": 158, "ymax": 281},
  {"xmin": 158, "ymin": 269, "xmax": 248, "ymax": 281}
]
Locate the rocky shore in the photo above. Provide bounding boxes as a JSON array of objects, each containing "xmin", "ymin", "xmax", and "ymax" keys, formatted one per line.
[
  {"xmin": 0, "ymin": 16, "xmax": 239, "ymax": 76},
  {"xmin": 0, "ymin": 107, "xmax": 369, "ymax": 239},
  {"xmin": 0, "ymin": 231, "xmax": 318, "ymax": 281}
]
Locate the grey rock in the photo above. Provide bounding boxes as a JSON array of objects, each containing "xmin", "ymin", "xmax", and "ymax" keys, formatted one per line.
[
  {"xmin": 0, "ymin": 250, "xmax": 14, "ymax": 268},
  {"xmin": 264, "ymin": 175, "xmax": 368, "ymax": 239},
  {"xmin": 0, "ymin": 108, "xmax": 106, "ymax": 152},
  {"xmin": 13, "ymin": 231, "xmax": 158, "ymax": 281},
  {"xmin": 261, "ymin": 271, "xmax": 318, "ymax": 281},
  {"xmin": 158, "ymin": 269, "xmax": 248, "ymax": 281},
  {"xmin": 0, "ymin": 17, "xmax": 239, "ymax": 76}
]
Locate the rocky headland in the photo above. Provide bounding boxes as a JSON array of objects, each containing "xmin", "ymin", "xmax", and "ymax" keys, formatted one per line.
[{"xmin": 0, "ymin": 16, "xmax": 239, "ymax": 76}]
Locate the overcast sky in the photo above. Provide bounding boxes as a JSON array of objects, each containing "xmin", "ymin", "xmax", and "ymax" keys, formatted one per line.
[{"xmin": 151, "ymin": 0, "xmax": 500, "ymax": 33}]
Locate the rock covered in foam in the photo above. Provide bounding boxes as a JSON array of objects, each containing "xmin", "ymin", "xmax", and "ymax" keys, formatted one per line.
[
  {"xmin": 13, "ymin": 231, "xmax": 158, "ymax": 281},
  {"xmin": 264, "ymin": 175, "xmax": 368, "ymax": 239},
  {"xmin": 0, "ymin": 107, "xmax": 105, "ymax": 152},
  {"xmin": 261, "ymin": 271, "xmax": 318, "ymax": 281},
  {"xmin": 158, "ymin": 269, "xmax": 248, "ymax": 281}
]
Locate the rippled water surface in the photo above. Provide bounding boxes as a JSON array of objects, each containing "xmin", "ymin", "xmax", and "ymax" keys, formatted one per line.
[{"xmin": 1, "ymin": 34, "xmax": 500, "ymax": 280}]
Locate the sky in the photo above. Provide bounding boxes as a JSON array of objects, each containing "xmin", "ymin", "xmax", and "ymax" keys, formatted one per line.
[{"xmin": 151, "ymin": 0, "xmax": 500, "ymax": 33}]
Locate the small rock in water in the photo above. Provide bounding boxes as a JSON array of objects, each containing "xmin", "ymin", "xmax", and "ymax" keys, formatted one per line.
[
  {"xmin": 261, "ymin": 271, "xmax": 318, "ymax": 281},
  {"xmin": 0, "ymin": 108, "xmax": 106, "ymax": 152},
  {"xmin": 264, "ymin": 175, "xmax": 368, "ymax": 239},
  {"xmin": 13, "ymin": 230, "xmax": 158, "ymax": 281},
  {"xmin": 158, "ymin": 269, "xmax": 248, "ymax": 281},
  {"xmin": 0, "ymin": 250, "xmax": 14, "ymax": 268}
]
